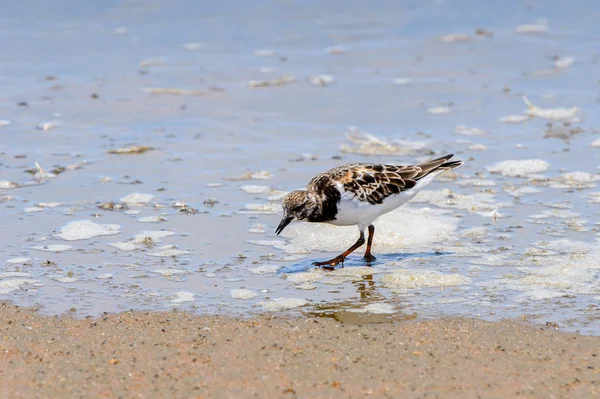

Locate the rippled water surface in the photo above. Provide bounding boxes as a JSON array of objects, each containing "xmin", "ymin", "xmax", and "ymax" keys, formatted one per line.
[{"xmin": 1, "ymin": 0, "xmax": 600, "ymax": 333}]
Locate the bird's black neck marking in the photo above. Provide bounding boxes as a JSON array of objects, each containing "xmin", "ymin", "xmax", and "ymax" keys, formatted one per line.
[{"xmin": 306, "ymin": 177, "xmax": 340, "ymax": 222}]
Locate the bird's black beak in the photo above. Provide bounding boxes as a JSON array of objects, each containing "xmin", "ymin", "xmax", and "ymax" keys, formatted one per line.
[{"xmin": 275, "ymin": 216, "xmax": 294, "ymax": 235}]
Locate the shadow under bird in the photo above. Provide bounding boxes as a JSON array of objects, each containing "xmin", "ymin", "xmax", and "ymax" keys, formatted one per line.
[{"xmin": 276, "ymin": 154, "xmax": 463, "ymax": 269}]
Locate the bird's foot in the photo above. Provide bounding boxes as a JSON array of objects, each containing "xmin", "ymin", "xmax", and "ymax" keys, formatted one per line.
[
  {"xmin": 312, "ymin": 256, "xmax": 345, "ymax": 270},
  {"xmin": 362, "ymin": 254, "xmax": 376, "ymax": 264}
]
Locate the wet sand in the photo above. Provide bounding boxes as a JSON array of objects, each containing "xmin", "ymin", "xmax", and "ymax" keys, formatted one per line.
[{"xmin": 1, "ymin": 303, "xmax": 597, "ymax": 398}]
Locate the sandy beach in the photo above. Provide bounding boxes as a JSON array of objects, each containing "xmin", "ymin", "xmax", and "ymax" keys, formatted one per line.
[{"xmin": 1, "ymin": 302, "xmax": 598, "ymax": 398}]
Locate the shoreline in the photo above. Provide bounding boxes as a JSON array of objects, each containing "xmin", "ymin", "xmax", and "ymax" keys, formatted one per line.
[{"xmin": 1, "ymin": 302, "xmax": 598, "ymax": 398}]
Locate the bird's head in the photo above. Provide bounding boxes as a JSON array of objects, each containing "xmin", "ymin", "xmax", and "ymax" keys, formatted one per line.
[{"xmin": 275, "ymin": 190, "xmax": 309, "ymax": 235}]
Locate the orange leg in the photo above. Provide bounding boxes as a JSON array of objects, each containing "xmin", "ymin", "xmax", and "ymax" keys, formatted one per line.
[
  {"xmin": 363, "ymin": 224, "xmax": 376, "ymax": 263},
  {"xmin": 313, "ymin": 231, "xmax": 365, "ymax": 269}
]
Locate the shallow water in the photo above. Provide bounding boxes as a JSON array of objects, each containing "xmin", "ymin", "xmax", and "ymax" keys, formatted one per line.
[{"xmin": 1, "ymin": 0, "xmax": 600, "ymax": 334}]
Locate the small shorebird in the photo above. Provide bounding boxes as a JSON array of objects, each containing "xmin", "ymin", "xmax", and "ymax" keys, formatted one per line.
[{"xmin": 275, "ymin": 154, "xmax": 463, "ymax": 268}]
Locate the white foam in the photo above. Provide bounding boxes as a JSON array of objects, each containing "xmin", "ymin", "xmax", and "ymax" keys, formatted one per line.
[
  {"xmin": 240, "ymin": 203, "xmax": 279, "ymax": 214},
  {"xmin": 348, "ymin": 303, "xmax": 396, "ymax": 314},
  {"xmin": 515, "ymin": 19, "xmax": 548, "ymax": 34},
  {"xmin": 247, "ymin": 223, "xmax": 266, "ymax": 234},
  {"xmin": 97, "ymin": 273, "xmax": 113, "ymax": 279},
  {"xmin": 279, "ymin": 206, "xmax": 459, "ymax": 253},
  {"xmin": 461, "ymin": 228, "xmax": 489, "ymax": 240},
  {"xmin": 455, "ymin": 125, "xmax": 485, "ymax": 136},
  {"xmin": 138, "ymin": 216, "xmax": 167, "ymax": 223},
  {"xmin": 152, "ymin": 268, "xmax": 188, "ymax": 276},
  {"xmin": 504, "ymin": 186, "xmax": 542, "ymax": 197},
  {"xmin": 501, "ymin": 239, "xmax": 600, "ymax": 295},
  {"xmin": 5, "ymin": 257, "xmax": 31, "ymax": 264},
  {"xmin": 380, "ymin": 270, "xmax": 470, "ymax": 294},
  {"xmin": 0, "ymin": 119, "xmax": 11, "ymax": 127},
  {"xmin": 554, "ymin": 57, "xmax": 575, "ymax": 69},
  {"xmin": 427, "ymin": 106, "xmax": 452, "ymax": 115},
  {"xmin": 0, "ymin": 181, "xmax": 19, "ymax": 189},
  {"xmin": 457, "ymin": 179, "xmax": 496, "ymax": 187},
  {"xmin": 0, "ymin": 278, "xmax": 38, "ymax": 294},
  {"xmin": 0, "ymin": 272, "xmax": 31, "ymax": 278},
  {"xmin": 240, "ymin": 185, "xmax": 270, "ymax": 194},
  {"xmin": 56, "ymin": 220, "xmax": 120, "ymax": 241},
  {"xmin": 468, "ymin": 144, "xmax": 488, "ymax": 151},
  {"xmin": 547, "ymin": 172, "xmax": 598, "ymax": 189},
  {"xmin": 499, "ymin": 115, "xmax": 530, "ymax": 124},
  {"xmin": 487, "ymin": 159, "xmax": 550, "ymax": 177},
  {"xmin": 340, "ymin": 127, "xmax": 428, "ymax": 155},
  {"xmin": 171, "ymin": 292, "xmax": 195, "ymax": 303},
  {"xmin": 108, "ymin": 242, "xmax": 137, "ymax": 251},
  {"xmin": 412, "ymin": 189, "xmax": 506, "ymax": 214},
  {"xmin": 438, "ymin": 33, "xmax": 470, "ymax": 43},
  {"xmin": 249, "ymin": 265, "xmax": 281, "ymax": 274},
  {"xmin": 590, "ymin": 139, "xmax": 600, "ymax": 148},
  {"xmin": 231, "ymin": 289, "xmax": 258, "ymax": 299},
  {"xmin": 148, "ymin": 248, "xmax": 190, "ymax": 257},
  {"xmin": 120, "ymin": 192, "xmax": 155, "ymax": 205},
  {"xmin": 261, "ymin": 298, "xmax": 308, "ymax": 311},
  {"xmin": 55, "ymin": 276, "xmax": 77, "ymax": 283},
  {"xmin": 393, "ymin": 78, "xmax": 413, "ymax": 86},
  {"xmin": 523, "ymin": 97, "xmax": 579, "ymax": 121},
  {"xmin": 31, "ymin": 244, "xmax": 72, "ymax": 252},
  {"xmin": 24, "ymin": 207, "xmax": 43, "ymax": 213},
  {"xmin": 132, "ymin": 230, "xmax": 174, "ymax": 244}
]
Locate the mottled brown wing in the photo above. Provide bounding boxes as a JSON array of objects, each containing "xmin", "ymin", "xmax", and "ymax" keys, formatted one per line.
[
  {"xmin": 340, "ymin": 164, "xmax": 421, "ymax": 204},
  {"xmin": 334, "ymin": 155, "xmax": 460, "ymax": 205}
]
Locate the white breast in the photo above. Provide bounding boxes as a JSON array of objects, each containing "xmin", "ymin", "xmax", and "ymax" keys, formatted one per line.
[{"xmin": 328, "ymin": 170, "xmax": 444, "ymax": 229}]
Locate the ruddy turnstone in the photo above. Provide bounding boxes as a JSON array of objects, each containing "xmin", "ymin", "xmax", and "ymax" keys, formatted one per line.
[{"xmin": 276, "ymin": 154, "xmax": 463, "ymax": 268}]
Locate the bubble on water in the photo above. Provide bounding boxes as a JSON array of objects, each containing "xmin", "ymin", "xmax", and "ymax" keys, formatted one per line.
[
  {"xmin": 171, "ymin": 292, "xmax": 195, "ymax": 303},
  {"xmin": 461, "ymin": 227, "xmax": 489, "ymax": 240},
  {"xmin": 249, "ymin": 265, "xmax": 282, "ymax": 274},
  {"xmin": 380, "ymin": 269, "xmax": 470, "ymax": 294},
  {"xmin": 348, "ymin": 303, "xmax": 396, "ymax": 314},
  {"xmin": 487, "ymin": 159, "xmax": 550, "ymax": 177},
  {"xmin": 455, "ymin": 125, "xmax": 485, "ymax": 136},
  {"xmin": 108, "ymin": 242, "xmax": 137, "ymax": 251},
  {"xmin": 584, "ymin": 192, "xmax": 600, "ymax": 203},
  {"xmin": 56, "ymin": 220, "xmax": 120, "ymax": 241},
  {"xmin": 427, "ymin": 105, "xmax": 452, "ymax": 115},
  {"xmin": 468, "ymin": 144, "xmax": 488, "ymax": 151},
  {"xmin": 515, "ymin": 290, "xmax": 568, "ymax": 302},
  {"xmin": 5, "ymin": 257, "xmax": 31, "ymax": 264},
  {"xmin": 547, "ymin": 172, "xmax": 598, "ymax": 189},
  {"xmin": 132, "ymin": 230, "xmax": 175, "ymax": 244},
  {"xmin": 247, "ymin": 224, "xmax": 266, "ymax": 234},
  {"xmin": 515, "ymin": 19, "xmax": 548, "ymax": 34},
  {"xmin": 499, "ymin": 239, "xmax": 600, "ymax": 296},
  {"xmin": 120, "ymin": 193, "xmax": 155, "ymax": 206},
  {"xmin": 499, "ymin": 115, "xmax": 530, "ymax": 124},
  {"xmin": 412, "ymin": 190, "xmax": 507, "ymax": 214},
  {"xmin": 261, "ymin": 298, "xmax": 308, "ymax": 311},
  {"xmin": 0, "ymin": 278, "xmax": 38, "ymax": 294},
  {"xmin": 148, "ymin": 248, "xmax": 190, "ymax": 257},
  {"xmin": 528, "ymin": 209, "xmax": 579, "ymax": 219},
  {"xmin": 240, "ymin": 185, "xmax": 270, "ymax": 194},
  {"xmin": 279, "ymin": 206, "xmax": 459, "ymax": 253},
  {"xmin": 392, "ymin": 78, "xmax": 413, "ymax": 86},
  {"xmin": 0, "ymin": 181, "xmax": 19, "ymax": 189},
  {"xmin": 253, "ymin": 49, "xmax": 276, "ymax": 57},
  {"xmin": 240, "ymin": 203, "xmax": 279, "ymax": 214},
  {"xmin": 231, "ymin": 289, "xmax": 258, "ymax": 299},
  {"xmin": 523, "ymin": 97, "xmax": 579, "ymax": 121},
  {"xmin": 554, "ymin": 57, "xmax": 575, "ymax": 69},
  {"xmin": 138, "ymin": 216, "xmax": 167, "ymax": 223},
  {"xmin": 504, "ymin": 186, "xmax": 542, "ymax": 197},
  {"xmin": 438, "ymin": 33, "xmax": 470, "ymax": 43},
  {"xmin": 54, "ymin": 276, "xmax": 77, "ymax": 283},
  {"xmin": 340, "ymin": 127, "xmax": 428, "ymax": 155},
  {"xmin": 31, "ymin": 244, "xmax": 72, "ymax": 252},
  {"xmin": 152, "ymin": 268, "xmax": 188, "ymax": 277},
  {"xmin": 457, "ymin": 179, "xmax": 496, "ymax": 187}
]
